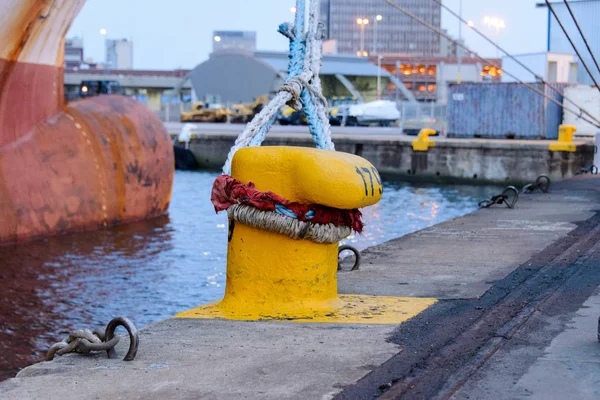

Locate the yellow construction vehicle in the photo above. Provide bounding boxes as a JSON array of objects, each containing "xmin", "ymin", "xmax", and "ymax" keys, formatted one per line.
[
  {"xmin": 228, "ymin": 96, "xmax": 269, "ymax": 124},
  {"xmin": 277, "ymin": 106, "xmax": 307, "ymax": 125},
  {"xmin": 180, "ymin": 101, "xmax": 229, "ymax": 123}
]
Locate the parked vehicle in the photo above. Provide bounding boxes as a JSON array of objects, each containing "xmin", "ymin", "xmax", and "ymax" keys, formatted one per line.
[
  {"xmin": 329, "ymin": 96, "xmax": 360, "ymax": 126},
  {"xmin": 341, "ymin": 100, "xmax": 401, "ymax": 127},
  {"xmin": 180, "ymin": 102, "xmax": 228, "ymax": 123},
  {"xmin": 228, "ymin": 96, "xmax": 269, "ymax": 124},
  {"xmin": 277, "ymin": 106, "xmax": 306, "ymax": 126}
]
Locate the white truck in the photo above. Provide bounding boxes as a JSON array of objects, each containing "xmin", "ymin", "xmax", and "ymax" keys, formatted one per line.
[{"xmin": 331, "ymin": 100, "xmax": 401, "ymax": 127}]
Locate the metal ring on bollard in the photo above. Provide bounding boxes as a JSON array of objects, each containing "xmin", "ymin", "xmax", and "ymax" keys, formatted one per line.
[
  {"xmin": 338, "ymin": 245, "xmax": 361, "ymax": 271},
  {"xmin": 104, "ymin": 317, "xmax": 139, "ymax": 361}
]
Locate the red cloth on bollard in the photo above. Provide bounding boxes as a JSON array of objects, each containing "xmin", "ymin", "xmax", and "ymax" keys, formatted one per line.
[{"xmin": 211, "ymin": 174, "xmax": 364, "ymax": 233}]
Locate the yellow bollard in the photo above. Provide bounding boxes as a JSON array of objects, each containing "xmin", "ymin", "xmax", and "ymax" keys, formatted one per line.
[
  {"xmin": 549, "ymin": 125, "xmax": 577, "ymax": 152},
  {"xmin": 412, "ymin": 128, "xmax": 437, "ymax": 152},
  {"xmin": 177, "ymin": 147, "xmax": 437, "ymax": 323}
]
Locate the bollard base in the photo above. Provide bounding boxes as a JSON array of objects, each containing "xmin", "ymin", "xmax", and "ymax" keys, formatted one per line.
[{"xmin": 175, "ymin": 294, "xmax": 437, "ymax": 324}]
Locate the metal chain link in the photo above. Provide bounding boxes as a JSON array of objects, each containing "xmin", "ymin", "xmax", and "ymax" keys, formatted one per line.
[
  {"xmin": 576, "ymin": 165, "xmax": 599, "ymax": 175},
  {"xmin": 522, "ymin": 175, "xmax": 551, "ymax": 194},
  {"xmin": 47, "ymin": 317, "xmax": 139, "ymax": 362},
  {"xmin": 479, "ymin": 186, "xmax": 519, "ymax": 209}
]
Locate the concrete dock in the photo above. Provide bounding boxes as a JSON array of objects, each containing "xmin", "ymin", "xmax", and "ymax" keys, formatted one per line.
[
  {"xmin": 169, "ymin": 123, "xmax": 596, "ymax": 184},
  {"xmin": 2, "ymin": 176, "xmax": 600, "ymax": 399}
]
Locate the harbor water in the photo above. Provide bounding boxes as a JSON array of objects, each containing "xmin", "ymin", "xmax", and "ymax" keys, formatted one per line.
[{"xmin": 0, "ymin": 171, "xmax": 498, "ymax": 381}]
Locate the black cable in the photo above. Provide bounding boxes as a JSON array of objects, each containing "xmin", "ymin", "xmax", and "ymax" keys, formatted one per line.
[
  {"xmin": 545, "ymin": 0, "xmax": 600, "ymax": 92},
  {"xmin": 563, "ymin": 0, "xmax": 600, "ymax": 77}
]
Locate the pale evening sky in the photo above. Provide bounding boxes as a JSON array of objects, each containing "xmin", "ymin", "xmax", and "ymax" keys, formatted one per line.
[{"xmin": 67, "ymin": 0, "xmax": 548, "ymax": 70}]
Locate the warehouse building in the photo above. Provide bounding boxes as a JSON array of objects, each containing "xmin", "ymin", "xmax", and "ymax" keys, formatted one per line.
[{"xmin": 188, "ymin": 50, "xmax": 416, "ymax": 104}]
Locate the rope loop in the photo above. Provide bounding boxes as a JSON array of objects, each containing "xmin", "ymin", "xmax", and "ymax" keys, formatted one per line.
[
  {"xmin": 279, "ymin": 76, "xmax": 305, "ymax": 111},
  {"xmin": 221, "ymin": 0, "xmax": 334, "ymax": 175}
]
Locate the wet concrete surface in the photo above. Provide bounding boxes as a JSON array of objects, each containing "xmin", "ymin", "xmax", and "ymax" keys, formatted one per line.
[
  {"xmin": 370, "ymin": 177, "xmax": 600, "ymax": 400},
  {"xmin": 1, "ymin": 177, "xmax": 599, "ymax": 399},
  {"xmin": 339, "ymin": 191, "xmax": 596, "ymax": 299},
  {"xmin": 450, "ymin": 245, "xmax": 600, "ymax": 400}
]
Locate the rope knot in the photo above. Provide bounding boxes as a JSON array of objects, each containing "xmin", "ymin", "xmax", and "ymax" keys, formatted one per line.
[{"xmin": 279, "ymin": 76, "xmax": 306, "ymax": 111}]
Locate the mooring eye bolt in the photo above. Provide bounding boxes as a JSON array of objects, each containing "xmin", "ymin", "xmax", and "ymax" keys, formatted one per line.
[
  {"xmin": 338, "ymin": 245, "xmax": 361, "ymax": 271},
  {"xmin": 47, "ymin": 317, "xmax": 139, "ymax": 362}
]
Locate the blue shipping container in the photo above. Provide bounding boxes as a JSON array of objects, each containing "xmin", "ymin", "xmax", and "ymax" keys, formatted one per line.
[{"xmin": 447, "ymin": 82, "xmax": 568, "ymax": 139}]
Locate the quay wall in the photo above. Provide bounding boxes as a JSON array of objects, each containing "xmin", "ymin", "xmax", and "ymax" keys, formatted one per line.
[{"xmin": 184, "ymin": 132, "xmax": 595, "ymax": 184}]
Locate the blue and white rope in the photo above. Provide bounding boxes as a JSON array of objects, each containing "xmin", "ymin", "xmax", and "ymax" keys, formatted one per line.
[{"xmin": 222, "ymin": 0, "xmax": 335, "ymax": 175}]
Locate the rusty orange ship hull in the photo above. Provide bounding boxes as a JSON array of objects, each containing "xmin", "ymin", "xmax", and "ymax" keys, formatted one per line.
[{"xmin": 0, "ymin": 0, "xmax": 174, "ymax": 244}]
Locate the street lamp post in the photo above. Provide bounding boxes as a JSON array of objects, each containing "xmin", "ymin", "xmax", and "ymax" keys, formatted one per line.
[
  {"xmin": 377, "ymin": 54, "xmax": 383, "ymax": 99},
  {"xmin": 373, "ymin": 14, "xmax": 383, "ymax": 55},
  {"xmin": 373, "ymin": 15, "xmax": 384, "ymax": 98},
  {"xmin": 100, "ymin": 28, "xmax": 108, "ymax": 76},
  {"xmin": 356, "ymin": 18, "xmax": 369, "ymax": 56}
]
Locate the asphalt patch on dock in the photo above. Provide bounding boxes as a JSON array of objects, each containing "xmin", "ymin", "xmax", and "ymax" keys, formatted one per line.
[{"xmin": 335, "ymin": 209, "xmax": 600, "ymax": 400}]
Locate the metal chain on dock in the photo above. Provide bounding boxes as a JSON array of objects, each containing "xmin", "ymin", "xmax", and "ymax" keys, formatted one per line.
[
  {"xmin": 576, "ymin": 165, "xmax": 599, "ymax": 175},
  {"xmin": 478, "ymin": 186, "xmax": 519, "ymax": 209},
  {"xmin": 338, "ymin": 245, "xmax": 361, "ymax": 271},
  {"xmin": 47, "ymin": 317, "xmax": 139, "ymax": 362},
  {"xmin": 521, "ymin": 175, "xmax": 551, "ymax": 194}
]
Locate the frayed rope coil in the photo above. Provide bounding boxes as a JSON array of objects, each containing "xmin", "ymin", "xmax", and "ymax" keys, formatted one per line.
[{"xmin": 228, "ymin": 204, "xmax": 351, "ymax": 244}]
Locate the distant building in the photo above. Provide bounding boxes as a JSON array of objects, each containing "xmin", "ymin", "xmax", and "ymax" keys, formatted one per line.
[
  {"xmin": 212, "ymin": 31, "xmax": 257, "ymax": 53},
  {"xmin": 320, "ymin": 0, "xmax": 441, "ymax": 56},
  {"xmin": 64, "ymin": 37, "xmax": 84, "ymax": 69},
  {"xmin": 376, "ymin": 55, "xmax": 502, "ymax": 102},
  {"xmin": 64, "ymin": 69, "xmax": 192, "ymax": 118},
  {"xmin": 105, "ymin": 39, "xmax": 133, "ymax": 70},
  {"xmin": 188, "ymin": 50, "xmax": 414, "ymax": 104},
  {"xmin": 439, "ymin": 30, "xmax": 468, "ymax": 59},
  {"xmin": 538, "ymin": 0, "xmax": 600, "ymax": 84},
  {"xmin": 501, "ymin": 52, "xmax": 578, "ymax": 83}
]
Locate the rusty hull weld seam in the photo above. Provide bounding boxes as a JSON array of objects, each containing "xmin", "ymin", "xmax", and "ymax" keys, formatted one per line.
[
  {"xmin": 85, "ymin": 103, "xmax": 129, "ymax": 220},
  {"xmin": 64, "ymin": 111, "xmax": 108, "ymax": 227}
]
